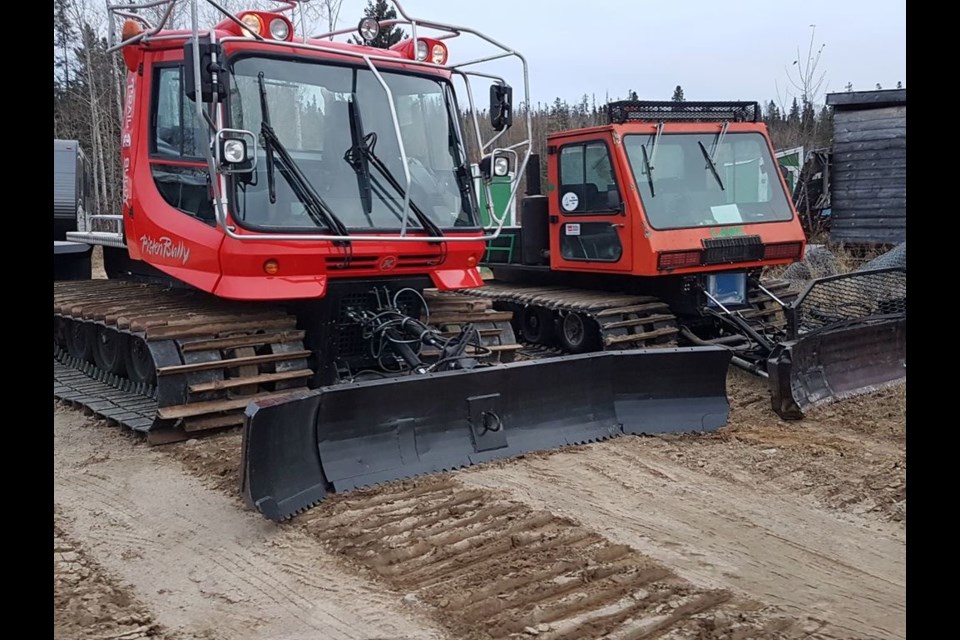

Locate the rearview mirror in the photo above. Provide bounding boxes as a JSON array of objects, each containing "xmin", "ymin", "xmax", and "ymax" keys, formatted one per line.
[
  {"xmin": 184, "ymin": 40, "xmax": 225, "ymax": 103},
  {"xmin": 489, "ymin": 84, "xmax": 513, "ymax": 132},
  {"xmin": 606, "ymin": 190, "xmax": 624, "ymax": 213}
]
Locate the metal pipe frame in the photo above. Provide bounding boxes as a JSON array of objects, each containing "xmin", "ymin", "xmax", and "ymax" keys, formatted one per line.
[{"xmin": 108, "ymin": 0, "xmax": 532, "ymax": 243}]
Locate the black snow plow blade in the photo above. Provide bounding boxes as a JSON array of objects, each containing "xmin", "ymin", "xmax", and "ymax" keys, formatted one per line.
[
  {"xmin": 768, "ymin": 267, "xmax": 906, "ymax": 419},
  {"xmin": 241, "ymin": 347, "xmax": 731, "ymax": 521}
]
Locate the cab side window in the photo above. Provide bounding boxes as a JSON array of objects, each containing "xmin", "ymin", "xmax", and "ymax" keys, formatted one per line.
[
  {"xmin": 558, "ymin": 141, "xmax": 621, "ymax": 214},
  {"xmin": 151, "ymin": 66, "xmax": 214, "ymax": 223}
]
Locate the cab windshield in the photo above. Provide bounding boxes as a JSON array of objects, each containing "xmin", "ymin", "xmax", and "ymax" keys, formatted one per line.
[
  {"xmin": 228, "ymin": 56, "xmax": 476, "ymax": 231},
  {"xmin": 623, "ymin": 132, "xmax": 793, "ymax": 230}
]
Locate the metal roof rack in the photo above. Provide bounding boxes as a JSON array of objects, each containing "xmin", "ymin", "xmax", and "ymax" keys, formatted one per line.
[
  {"xmin": 103, "ymin": 0, "xmax": 531, "ymax": 245},
  {"xmin": 606, "ymin": 101, "xmax": 760, "ymax": 124}
]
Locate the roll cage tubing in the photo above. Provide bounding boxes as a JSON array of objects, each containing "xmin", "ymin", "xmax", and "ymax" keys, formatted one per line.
[{"xmin": 106, "ymin": 0, "xmax": 531, "ymax": 244}]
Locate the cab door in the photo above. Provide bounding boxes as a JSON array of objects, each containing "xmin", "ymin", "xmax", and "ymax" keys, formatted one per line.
[{"xmin": 549, "ymin": 138, "xmax": 632, "ymax": 272}]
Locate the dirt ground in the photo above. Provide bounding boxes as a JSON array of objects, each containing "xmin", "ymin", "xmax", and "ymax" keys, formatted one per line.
[{"xmin": 53, "ymin": 370, "xmax": 905, "ymax": 640}]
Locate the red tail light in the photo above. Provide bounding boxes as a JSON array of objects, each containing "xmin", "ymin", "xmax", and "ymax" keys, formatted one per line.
[
  {"xmin": 763, "ymin": 242, "xmax": 803, "ymax": 260},
  {"xmin": 658, "ymin": 250, "xmax": 702, "ymax": 270}
]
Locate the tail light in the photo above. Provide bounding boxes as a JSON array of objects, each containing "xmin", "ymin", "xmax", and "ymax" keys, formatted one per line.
[
  {"xmin": 658, "ymin": 250, "xmax": 702, "ymax": 270},
  {"xmin": 763, "ymin": 242, "xmax": 803, "ymax": 261}
]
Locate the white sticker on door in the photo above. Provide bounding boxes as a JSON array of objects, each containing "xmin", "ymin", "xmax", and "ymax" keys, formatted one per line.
[
  {"xmin": 565, "ymin": 223, "xmax": 581, "ymax": 236},
  {"xmin": 561, "ymin": 191, "xmax": 580, "ymax": 212}
]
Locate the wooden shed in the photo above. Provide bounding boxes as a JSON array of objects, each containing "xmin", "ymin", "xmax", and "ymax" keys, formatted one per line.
[{"xmin": 825, "ymin": 88, "xmax": 906, "ymax": 245}]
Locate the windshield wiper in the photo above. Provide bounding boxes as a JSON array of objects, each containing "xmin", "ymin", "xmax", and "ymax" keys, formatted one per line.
[
  {"xmin": 257, "ymin": 74, "xmax": 277, "ymax": 204},
  {"xmin": 698, "ymin": 140, "xmax": 725, "ymax": 191},
  {"xmin": 640, "ymin": 144, "xmax": 656, "ymax": 197},
  {"xmin": 257, "ymin": 73, "xmax": 350, "ymax": 237},
  {"xmin": 344, "ymin": 93, "xmax": 443, "ymax": 238},
  {"xmin": 344, "ymin": 95, "xmax": 374, "ymax": 224},
  {"xmin": 443, "ymin": 86, "xmax": 476, "ymax": 213}
]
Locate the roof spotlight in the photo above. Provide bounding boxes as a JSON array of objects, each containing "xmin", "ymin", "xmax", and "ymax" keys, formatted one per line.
[{"xmin": 358, "ymin": 17, "xmax": 380, "ymax": 43}]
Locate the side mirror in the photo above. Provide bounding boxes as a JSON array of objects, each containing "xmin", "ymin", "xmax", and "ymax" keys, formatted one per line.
[
  {"xmin": 606, "ymin": 189, "xmax": 624, "ymax": 213},
  {"xmin": 489, "ymin": 84, "xmax": 513, "ymax": 132},
  {"xmin": 215, "ymin": 129, "xmax": 257, "ymax": 175},
  {"xmin": 479, "ymin": 153, "xmax": 511, "ymax": 181},
  {"xmin": 184, "ymin": 40, "xmax": 225, "ymax": 103}
]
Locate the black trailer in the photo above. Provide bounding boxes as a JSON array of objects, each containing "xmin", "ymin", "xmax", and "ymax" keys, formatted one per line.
[{"xmin": 54, "ymin": 140, "xmax": 92, "ymax": 279}]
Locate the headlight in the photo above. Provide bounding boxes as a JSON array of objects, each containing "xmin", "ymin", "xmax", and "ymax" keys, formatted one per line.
[
  {"xmin": 223, "ymin": 139, "xmax": 247, "ymax": 164},
  {"xmin": 240, "ymin": 14, "xmax": 262, "ymax": 37},
  {"xmin": 415, "ymin": 39, "xmax": 428, "ymax": 61},
  {"xmin": 493, "ymin": 156, "xmax": 510, "ymax": 177},
  {"xmin": 705, "ymin": 273, "xmax": 748, "ymax": 307},
  {"xmin": 358, "ymin": 17, "xmax": 380, "ymax": 42},
  {"xmin": 269, "ymin": 18, "xmax": 290, "ymax": 41},
  {"xmin": 431, "ymin": 43, "xmax": 447, "ymax": 65}
]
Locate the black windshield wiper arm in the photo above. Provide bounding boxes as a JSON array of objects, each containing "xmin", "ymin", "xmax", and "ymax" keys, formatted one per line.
[
  {"xmin": 257, "ymin": 73, "xmax": 350, "ymax": 237},
  {"xmin": 362, "ymin": 143, "xmax": 444, "ymax": 238},
  {"xmin": 344, "ymin": 95, "xmax": 374, "ymax": 223},
  {"xmin": 257, "ymin": 73, "xmax": 277, "ymax": 205},
  {"xmin": 443, "ymin": 86, "xmax": 475, "ymax": 207},
  {"xmin": 640, "ymin": 144, "xmax": 656, "ymax": 197},
  {"xmin": 344, "ymin": 94, "xmax": 443, "ymax": 238},
  {"xmin": 698, "ymin": 140, "xmax": 725, "ymax": 191}
]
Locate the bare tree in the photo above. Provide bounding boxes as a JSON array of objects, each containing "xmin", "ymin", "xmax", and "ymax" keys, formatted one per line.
[
  {"xmin": 775, "ymin": 25, "xmax": 827, "ymax": 113},
  {"xmin": 318, "ymin": 0, "xmax": 346, "ymax": 36}
]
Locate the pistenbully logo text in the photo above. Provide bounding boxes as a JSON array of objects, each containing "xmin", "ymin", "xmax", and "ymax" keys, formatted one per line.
[{"xmin": 140, "ymin": 235, "xmax": 191, "ymax": 265}]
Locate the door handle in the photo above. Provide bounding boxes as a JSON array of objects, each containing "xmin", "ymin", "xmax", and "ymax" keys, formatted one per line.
[{"xmin": 611, "ymin": 223, "xmax": 625, "ymax": 228}]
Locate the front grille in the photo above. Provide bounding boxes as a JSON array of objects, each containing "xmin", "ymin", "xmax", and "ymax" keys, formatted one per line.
[
  {"xmin": 335, "ymin": 291, "xmax": 374, "ymax": 360},
  {"xmin": 333, "ymin": 287, "xmax": 426, "ymax": 362},
  {"xmin": 325, "ymin": 252, "xmax": 445, "ymax": 271},
  {"xmin": 701, "ymin": 236, "xmax": 764, "ymax": 265}
]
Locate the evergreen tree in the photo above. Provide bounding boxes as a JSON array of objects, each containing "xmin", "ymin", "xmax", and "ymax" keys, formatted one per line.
[
  {"xmin": 626, "ymin": 89, "xmax": 638, "ymax": 101},
  {"xmin": 896, "ymin": 80, "xmax": 903, "ymax": 89},
  {"xmin": 671, "ymin": 85, "xmax": 685, "ymax": 102},
  {"xmin": 764, "ymin": 100, "xmax": 781, "ymax": 123},
  {"xmin": 351, "ymin": 0, "xmax": 406, "ymax": 48},
  {"xmin": 787, "ymin": 97, "xmax": 801, "ymax": 126},
  {"xmin": 800, "ymin": 100, "xmax": 816, "ymax": 136},
  {"xmin": 53, "ymin": 0, "xmax": 74, "ymax": 88}
]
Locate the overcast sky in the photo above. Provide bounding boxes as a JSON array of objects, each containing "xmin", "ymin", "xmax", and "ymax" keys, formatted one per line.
[{"xmin": 337, "ymin": 0, "xmax": 906, "ymax": 108}]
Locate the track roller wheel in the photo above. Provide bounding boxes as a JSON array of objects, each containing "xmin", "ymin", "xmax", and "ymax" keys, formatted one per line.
[
  {"xmin": 519, "ymin": 306, "xmax": 555, "ymax": 345},
  {"xmin": 559, "ymin": 311, "xmax": 600, "ymax": 354},
  {"xmin": 93, "ymin": 326, "xmax": 127, "ymax": 375},
  {"xmin": 54, "ymin": 317, "xmax": 68, "ymax": 349},
  {"xmin": 65, "ymin": 320, "xmax": 95, "ymax": 362},
  {"xmin": 125, "ymin": 336, "xmax": 157, "ymax": 385}
]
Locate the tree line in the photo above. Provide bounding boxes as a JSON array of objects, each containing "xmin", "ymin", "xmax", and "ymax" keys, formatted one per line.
[{"xmin": 53, "ymin": 0, "xmax": 839, "ymax": 216}]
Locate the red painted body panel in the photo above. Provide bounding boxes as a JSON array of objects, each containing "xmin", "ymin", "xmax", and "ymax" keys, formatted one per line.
[
  {"xmin": 119, "ymin": 29, "xmax": 481, "ymax": 302},
  {"xmin": 546, "ymin": 122, "xmax": 807, "ymax": 278}
]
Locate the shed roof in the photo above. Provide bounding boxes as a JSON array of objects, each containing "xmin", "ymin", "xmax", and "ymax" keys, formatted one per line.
[{"xmin": 826, "ymin": 89, "xmax": 906, "ymax": 110}]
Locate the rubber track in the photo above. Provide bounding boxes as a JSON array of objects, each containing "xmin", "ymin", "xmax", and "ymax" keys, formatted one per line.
[
  {"xmin": 465, "ymin": 284, "xmax": 680, "ymax": 349},
  {"xmin": 466, "ymin": 279, "xmax": 798, "ymax": 352},
  {"xmin": 54, "ymin": 280, "xmax": 311, "ymax": 440},
  {"xmin": 53, "ymin": 283, "xmax": 524, "ymax": 441}
]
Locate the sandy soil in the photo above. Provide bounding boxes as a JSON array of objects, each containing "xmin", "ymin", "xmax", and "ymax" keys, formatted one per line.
[
  {"xmin": 54, "ymin": 369, "xmax": 905, "ymax": 640},
  {"xmin": 53, "ymin": 403, "xmax": 446, "ymax": 640},
  {"xmin": 55, "ymin": 507, "xmax": 173, "ymax": 640}
]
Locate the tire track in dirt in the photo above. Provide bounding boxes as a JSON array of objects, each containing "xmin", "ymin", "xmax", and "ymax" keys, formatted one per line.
[
  {"xmin": 54, "ymin": 403, "xmax": 446, "ymax": 640},
  {"xmin": 459, "ymin": 438, "xmax": 905, "ymax": 640},
  {"xmin": 55, "ymin": 508, "xmax": 175, "ymax": 640},
  {"xmin": 291, "ymin": 476, "xmax": 820, "ymax": 640}
]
